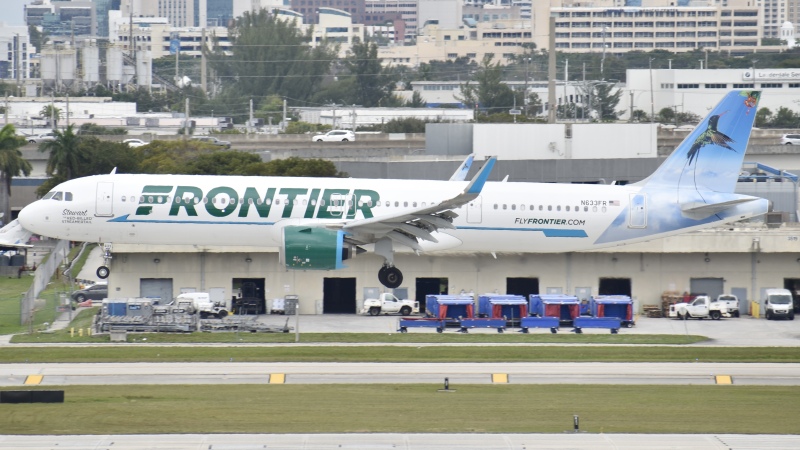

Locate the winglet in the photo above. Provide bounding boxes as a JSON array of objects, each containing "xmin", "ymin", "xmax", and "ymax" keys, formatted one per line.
[
  {"xmin": 465, "ymin": 156, "xmax": 496, "ymax": 195},
  {"xmin": 448, "ymin": 154, "xmax": 474, "ymax": 181}
]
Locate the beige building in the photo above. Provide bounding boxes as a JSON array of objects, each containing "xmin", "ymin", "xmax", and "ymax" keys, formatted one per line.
[{"xmin": 121, "ymin": 0, "xmax": 206, "ymax": 28}]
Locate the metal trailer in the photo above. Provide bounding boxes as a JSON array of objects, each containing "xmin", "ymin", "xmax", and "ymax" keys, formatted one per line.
[
  {"xmin": 590, "ymin": 295, "xmax": 635, "ymax": 327},
  {"xmin": 458, "ymin": 318, "xmax": 507, "ymax": 333},
  {"xmin": 529, "ymin": 294, "xmax": 581, "ymax": 324},
  {"xmin": 398, "ymin": 318, "xmax": 446, "ymax": 333},
  {"xmin": 520, "ymin": 316, "xmax": 560, "ymax": 334},
  {"xmin": 477, "ymin": 294, "xmax": 528, "ymax": 325},
  {"xmin": 425, "ymin": 295, "xmax": 475, "ymax": 323},
  {"xmin": 572, "ymin": 317, "xmax": 622, "ymax": 334}
]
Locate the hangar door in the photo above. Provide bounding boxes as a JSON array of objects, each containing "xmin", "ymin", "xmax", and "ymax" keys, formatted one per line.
[
  {"xmin": 690, "ymin": 277, "xmax": 723, "ymax": 300},
  {"xmin": 140, "ymin": 278, "xmax": 174, "ymax": 304},
  {"xmin": 323, "ymin": 278, "xmax": 356, "ymax": 313},
  {"xmin": 506, "ymin": 278, "xmax": 539, "ymax": 300},
  {"xmin": 416, "ymin": 277, "xmax": 448, "ymax": 315}
]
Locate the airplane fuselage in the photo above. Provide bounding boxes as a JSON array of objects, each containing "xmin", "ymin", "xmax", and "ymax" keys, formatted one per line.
[{"xmin": 18, "ymin": 173, "xmax": 766, "ymax": 254}]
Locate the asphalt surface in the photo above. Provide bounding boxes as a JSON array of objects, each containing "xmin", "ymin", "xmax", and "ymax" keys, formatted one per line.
[
  {"xmin": 2, "ymin": 433, "xmax": 800, "ymax": 450},
  {"xmin": 2, "ymin": 361, "xmax": 799, "ymax": 386}
]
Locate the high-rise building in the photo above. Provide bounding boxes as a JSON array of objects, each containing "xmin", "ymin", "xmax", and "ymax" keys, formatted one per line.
[{"xmin": 207, "ymin": 0, "xmax": 233, "ymax": 27}]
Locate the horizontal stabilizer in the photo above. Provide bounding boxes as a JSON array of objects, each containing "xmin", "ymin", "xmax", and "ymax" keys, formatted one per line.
[{"xmin": 681, "ymin": 198, "xmax": 758, "ymax": 220}]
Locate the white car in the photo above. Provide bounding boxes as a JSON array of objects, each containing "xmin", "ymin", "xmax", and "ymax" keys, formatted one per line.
[
  {"xmin": 27, "ymin": 133, "xmax": 57, "ymax": 144},
  {"xmin": 312, "ymin": 130, "xmax": 356, "ymax": 142},
  {"xmin": 123, "ymin": 138, "xmax": 148, "ymax": 148},
  {"xmin": 780, "ymin": 134, "xmax": 800, "ymax": 145}
]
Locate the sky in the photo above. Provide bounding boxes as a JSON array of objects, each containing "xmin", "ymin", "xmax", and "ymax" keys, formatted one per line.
[{"xmin": 0, "ymin": 0, "xmax": 31, "ymax": 26}]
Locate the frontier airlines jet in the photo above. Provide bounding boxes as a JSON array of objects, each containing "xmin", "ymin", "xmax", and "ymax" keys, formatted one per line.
[{"xmin": 17, "ymin": 90, "xmax": 769, "ymax": 288}]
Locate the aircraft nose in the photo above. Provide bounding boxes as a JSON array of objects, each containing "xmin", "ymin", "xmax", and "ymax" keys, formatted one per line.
[{"xmin": 18, "ymin": 202, "xmax": 40, "ymax": 231}]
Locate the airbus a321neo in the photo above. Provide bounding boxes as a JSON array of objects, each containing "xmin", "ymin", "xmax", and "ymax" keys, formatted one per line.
[{"xmin": 17, "ymin": 90, "xmax": 769, "ymax": 288}]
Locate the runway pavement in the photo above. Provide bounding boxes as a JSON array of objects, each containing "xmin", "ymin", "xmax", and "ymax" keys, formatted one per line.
[
  {"xmin": 2, "ymin": 433, "xmax": 800, "ymax": 450},
  {"xmin": 3, "ymin": 362, "xmax": 799, "ymax": 386}
]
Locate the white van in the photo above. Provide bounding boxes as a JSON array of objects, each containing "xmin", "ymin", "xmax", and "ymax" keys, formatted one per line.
[{"xmin": 763, "ymin": 289, "xmax": 795, "ymax": 320}]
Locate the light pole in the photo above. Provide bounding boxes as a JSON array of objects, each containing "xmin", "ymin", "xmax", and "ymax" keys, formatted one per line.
[
  {"xmin": 649, "ymin": 58, "xmax": 655, "ymax": 123},
  {"xmin": 600, "ymin": 27, "xmax": 609, "ymax": 79}
]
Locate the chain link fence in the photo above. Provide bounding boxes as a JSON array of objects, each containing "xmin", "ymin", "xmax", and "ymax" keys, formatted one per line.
[{"xmin": 20, "ymin": 239, "xmax": 69, "ymax": 326}]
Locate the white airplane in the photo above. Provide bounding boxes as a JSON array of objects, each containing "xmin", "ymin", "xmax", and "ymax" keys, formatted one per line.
[{"xmin": 17, "ymin": 90, "xmax": 769, "ymax": 288}]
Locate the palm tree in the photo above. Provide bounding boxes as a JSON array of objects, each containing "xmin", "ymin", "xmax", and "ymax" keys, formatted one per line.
[
  {"xmin": 40, "ymin": 104, "xmax": 62, "ymax": 129},
  {"xmin": 0, "ymin": 124, "xmax": 32, "ymax": 225},
  {"xmin": 39, "ymin": 124, "xmax": 83, "ymax": 180}
]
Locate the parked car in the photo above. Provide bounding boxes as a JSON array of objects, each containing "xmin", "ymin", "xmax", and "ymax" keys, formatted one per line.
[
  {"xmin": 71, "ymin": 283, "xmax": 108, "ymax": 302},
  {"xmin": 193, "ymin": 136, "xmax": 231, "ymax": 149},
  {"xmin": 780, "ymin": 134, "xmax": 800, "ymax": 145},
  {"xmin": 28, "ymin": 133, "xmax": 57, "ymax": 144},
  {"xmin": 123, "ymin": 138, "xmax": 148, "ymax": 148},
  {"xmin": 312, "ymin": 130, "xmax": 356, "ymax": 142}
]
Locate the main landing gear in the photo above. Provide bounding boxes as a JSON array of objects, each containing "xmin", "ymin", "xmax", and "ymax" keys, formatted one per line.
[
  {"xmin": 378, "ymin": 265, "xmax": 403, "ymax": 289},
  {"xmin": 97, "ymin": 243, "xmax": 112, "ymax": 279},
  {"xmin": 375, "ymin": 237, "xmax": 403, "ymax": 289}
]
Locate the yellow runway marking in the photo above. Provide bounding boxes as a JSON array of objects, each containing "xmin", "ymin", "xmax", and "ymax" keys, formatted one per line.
[
  {"xmin": 715, "ymin": 375, "xmax": 733, "ymax": 385},
  {"xmin": 24, "ymin": 375, "xmax": 43, "ymax": 385},
  {"xmin": 491, "ymin": 373, "xmax": 508, "ymax": 383},
  {"xmin": 269, "ymin": 373, "xmax": 285, "ymax": 384}
]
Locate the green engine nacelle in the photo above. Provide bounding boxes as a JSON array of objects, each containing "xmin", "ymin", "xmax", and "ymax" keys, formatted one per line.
[{"xmin": 283, "ymin": 226, "xmax": 351, "ymax": 270}]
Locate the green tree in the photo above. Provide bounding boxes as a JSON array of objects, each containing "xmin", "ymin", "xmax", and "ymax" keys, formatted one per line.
[
  {"xmin": 345, "ymin": 38, "xmax": 398, "ymax": 107},
  {"xmin": 78, "ymin": 123, "xmax": 128, "ymax": 135},
  {"xmin": 183, "ymin": 151, "xmax": 263, "ymax": 175},
  {"xmin": 40, "ymin": 104, "xmax": 62, "ymax": 128},
  {"xmin": 406, "ymin": 91, "xmax": 427, "ymax": 108},
  {"xmin": 212, "ymin": 9, "xmax": 336, "ymax": 102},
  {"xmin": 38, "ymin": 125, "xmax": 84, "ymax": 180},
  {"xmin": 457, "ymin": 55, "xmax": 515, "ymax": 112},
  {"xmin": 630, "ymin": 109, "xmax": 650, "ymax": 123},
  {"xmin": 755, "ymin": 107, "xmax": 773, "ymax": 128},
  {"xmin": 657, "ymin": 107, "xmax": 676, "ymax": 124},
  {"xmin": 244, "ymin": 157, "xmax": 345, "ymax": 177},
  {"xmin": 589, "ymin": 83, "xmax": 623, "ymax": 122},
  {"xmin": 28, "ymin": 25, "xmax": 47, "ymax": 51},
  {"xmin": 771, "ymin": 107, "xmax": 800, "ymax": 128},
  {"xmin": 0, "ymin": 124, "xmax": 32, "ymax": 223}
]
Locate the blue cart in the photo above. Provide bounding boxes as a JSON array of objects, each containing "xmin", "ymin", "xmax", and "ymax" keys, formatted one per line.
[
  {"xmin": 520, "ymin": 316, "xmax": 560, "ymax": 334},
  {"xmin": 459, "ymin": 318, "xmax": 507, "ymax": 333},
  {"xmin": 477, "ymin": 294, "xmax": 528, "ymax": 325},
  {"xmin": 398, "ymin": 318, "xmax": 446, "ymax": 333},
  {"xmin": 572, "ymin": 317, "xmax": 622, "ymax": 334},
  {"xmin": 590, "ymin": 295, "xmax": 635, "ymax": 327}
]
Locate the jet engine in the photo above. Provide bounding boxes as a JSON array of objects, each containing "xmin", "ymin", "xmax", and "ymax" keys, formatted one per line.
[{"xmin": 281, "ymin": 226, "xmax": 358, "ymax": 270}]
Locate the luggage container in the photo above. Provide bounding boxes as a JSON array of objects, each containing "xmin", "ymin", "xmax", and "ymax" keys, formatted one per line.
[
  {"xmin": 590, "ymin": 295, "xmax": 634, "ymax": 327},
  {"xmin": 425, "ymin": 295, "xmax": 474, "ymax": 321},
  {"xmin": 477, "ymin": 294, "xmax": 528, "ymax": 325},
  {"xmin": 102, "ymin": 299, "xmax": 127, "ymax": 316},
  {"xmin": 529, "ymin": 294, "xmax": 580, "ymax": 323}
]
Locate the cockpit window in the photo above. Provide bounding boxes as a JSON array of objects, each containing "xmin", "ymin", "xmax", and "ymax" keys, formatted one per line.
[
  {"xmin": 52, "ymin": 192, "xmax": 63, "ymax": 201},
  {"xmin": 64, "ymin": 192, "xmax": 73, "ymax": 201},
  {"xmin": 43, "ymin": 192, "xmax": 55, "ymax": 200}
]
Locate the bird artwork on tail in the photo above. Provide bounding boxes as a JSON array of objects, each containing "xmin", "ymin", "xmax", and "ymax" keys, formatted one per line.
[{"xmin": 686, "ymin": 113, "xmax": 736, "ymax": 166}]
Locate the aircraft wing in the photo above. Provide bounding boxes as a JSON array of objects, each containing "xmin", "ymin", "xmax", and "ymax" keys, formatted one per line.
[
  {"xmin": 0, "ymin": 219, "xmax": 33, "ymax": 248},
  {"xmin": 340, "ymin": 156, "xmax": 496, "ymax": 250}
]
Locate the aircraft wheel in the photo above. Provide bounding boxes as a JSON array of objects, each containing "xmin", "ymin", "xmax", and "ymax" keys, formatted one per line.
[
  {"xmin": 97, "ymin": 266, "xmax": 110, "ymax": 279},
  {"xmin": 378, "ymin": 266, "xmax": 388, "ymax": 286},
  {"xmin": 383, "ymin": 267, "xmax": 403, "ymax": 289}
]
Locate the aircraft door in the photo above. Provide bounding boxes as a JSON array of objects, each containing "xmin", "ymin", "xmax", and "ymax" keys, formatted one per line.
[
  {"xmin": 96, "ymin": 182, "xmax": 114, "ymax": 217},
  {"xmin": 467, "ymin": 197, "xmax": 482, "ymax": 224},
  {"xmin": 628, "ymin": 193, "xmax": 646, "ymax": 228}
]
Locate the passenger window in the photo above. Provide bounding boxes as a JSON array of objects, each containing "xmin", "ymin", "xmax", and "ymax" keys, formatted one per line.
[
  {"xmin": 538, "ymin": 205, "xmax": 543, "ymax": 211},
  {"xmin": 421, "ymin": 202, "xmax": 426, "ymax": 207},
  {"xmin": 311, "ymin": 199, "xmax": 316, "ymax": 206},
  {"xmin": 520, "ymin": 205, "xmax": 525, "ymax": 211},
  {"xmin": 494, "ymin": 204, "xmax": 498, "ymax": 210},
  {"xmin": 511, "ymin": 204, "xmax": 516, "ymax": 210},
  {"xmin": 403, "ymin": 201, "xmax": 408, "ymax": 207},
  {"xmin": 602, "ymin": 206, "xmax": 607, "ymax": 213},
  {"xmin": 502, "ymin": 204, "xmax": 507, "ymax": 210},
  {"xmin": 557, "ymin": 205, "xmax": 561, "ymax": 211},
  {"xmin": 319, "ymin": 199, "xmax": 325, "ymax": 206},
  {"xmin": 121, "ymin": 196, "xmax": 126, "ymax": 202},
  {"xmin": 584, "ymin": 206, "xmax": 588, "ymax": 212},
  {"xmin": 248, "ymin": 198, "xmax": 254, "ymax": 205},
  {"xmin": 148, "ymin": 196, "xmax": 153, "ymax": 203},
  {"xmin": 174, "ymin": 197, "xmax": 181, "ymax": 204},
  {"xmin": 566, "ymin": 206, "xmax": 570, "ymax": 211},
  {"xmin": 592, "ymin": 206, "xmax": 597, "ymax": 212},
  {"xmin": 395, "ymin": 201, "xmax": 399, "ymax": 207},
  {"xmin": 139, "ymin": 195, "xmax": 144, "ymax": 203},
  {"xmin": 413, "ymin": 202, "xmax": 417, "ymax": 207},
  {"xmin": 266, "ymin": 199, "xmax": 272, "ymax": 205},
  {"xmin": 386, "ymin": 201, "xmax": 390, "ymax": 207},
  {"xmin": 65, "ymin": 192, "xmax": 73, "ymax": 201},
  {"xmin": 547, "ymin": 205, "xmax": 552, "ymax": 211},
  {"xmin": 257, "ymin": 199, "xmax": 263, "ymax": 205},
  {"xmin": 275, "ymin": 199, "xmax": 281, "ymax": 205}
]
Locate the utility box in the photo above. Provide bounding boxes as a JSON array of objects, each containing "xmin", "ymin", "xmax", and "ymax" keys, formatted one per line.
[{"xmin": 284, "ymin": 295, "xmax": 299, "ymax": 315}]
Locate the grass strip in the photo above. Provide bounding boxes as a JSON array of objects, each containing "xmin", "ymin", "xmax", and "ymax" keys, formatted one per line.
[
  {"xmin": 2, "ymin": 345, "xmax": 800, "ymax": 363},
  {"xmin": 0, "ymin": 384, "xmax": 798, "ymax": 435}
]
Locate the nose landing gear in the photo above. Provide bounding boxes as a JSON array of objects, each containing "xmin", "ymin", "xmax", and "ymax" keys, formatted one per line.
[{"xmin": 97, "ymin": 243, "xmax": 112, "ymax": 279}]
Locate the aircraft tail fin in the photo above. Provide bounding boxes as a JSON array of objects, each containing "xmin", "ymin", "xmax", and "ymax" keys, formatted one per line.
[
  {"xmin": 642, "ymin": 90, "xmax": 761, "ymax": 193},
  {"xmin": 449, "ymin": 154, "xmax": 474, "ymax": 181}
]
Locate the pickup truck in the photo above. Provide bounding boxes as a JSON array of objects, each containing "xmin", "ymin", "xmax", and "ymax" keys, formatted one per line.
[
  {"xmin": 716, "ymin": 294, "xmax": 740, "ymax": 317},
  {"xmin": 361, "ymin": 293, "xmax": 419, "ymax": 316},
  {"xmin": 669, "ymin": 295, "xmax": 730, "ymax": 320}
]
